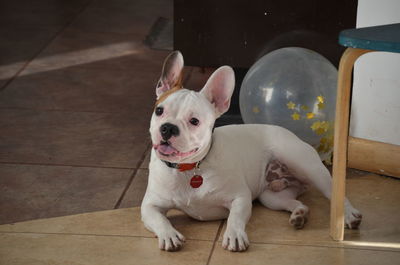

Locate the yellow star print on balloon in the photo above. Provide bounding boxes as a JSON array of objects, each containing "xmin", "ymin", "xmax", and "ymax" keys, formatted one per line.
[
  {"xmin": 285, "ymin": 95, "xmax": 333, "ymax": 164},
  {"xmin": 291, "ymin": 112, "xmax": 300, "ymax": 120},
  {"xmin": 287, "ymin": 101, "xmax": 296, "ymax": 110}
]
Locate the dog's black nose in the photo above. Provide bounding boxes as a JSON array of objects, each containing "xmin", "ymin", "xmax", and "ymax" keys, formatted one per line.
[{"xmin": 160, "ymin": 123, "xmax": 180, "ymax": 140}]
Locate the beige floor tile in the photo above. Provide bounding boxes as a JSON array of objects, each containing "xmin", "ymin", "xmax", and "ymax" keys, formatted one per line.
[
  {"xmin": 0, "ymin": 109, "xmax": 149, "ymax": 168},
  {"xmin": 0, "ymin": 64, "xmax": 158, "ymax": 114},
  {"xmin": 120, "ymin": 169, "xmax": 149, "ymax": 208},
  {"xmin": 69, "ymin": 0, "xmax": 172, "ymax": 36},
  {"xmin": 0, "ymin": 0, "xmax": 88, "ymax": 28},
  {"xmin": 218, "ymin": 174, "xmax": 400, "ymax": 248},
  {"xmin": 0, "ymin": 207, "xmax": 221, "ymax": 241},
  {"xmin": 0, "ymin": 62, "xmax": 24, "ymax": 88},
  {"xmin": 209, "ymin": 242, "xmax": 400, "ymax": 265},
  {"xmin": 0, "ymin": 29, "xmax": 169, "ymax": 114},
  {"xmin": 140, "ymin": 149, "xmax": 152, "ymax": 169},
  {"xmin": 0, "ymin": 233, "xmax": 213, "ymax": 265},
  {"xmin": 0, "ymin": 26, "xmax": 59, "ymax": 85},
  {"xmin": 0, "ymin": 163, "xmax": 133, "ymax": 224},
  {"xmin": 23, "ymin": 28, "xmax": 169, "ymax": 73},
  {"xmin": 345, "ymin": 174, "xmax": 400, "ymax": 243}
]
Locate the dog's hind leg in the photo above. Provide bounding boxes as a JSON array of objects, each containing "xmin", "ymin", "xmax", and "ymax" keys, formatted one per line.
[
  {"xmin": 272, "ymin": 135, "xmax": 362, "ymax": 229},
  {"xmin": 288, "ymin": 159, "xmax": 362, "ymax": 229},
  {"xmin": 258, "ymin": 187, "xmax": 309, "ymax": 229}
]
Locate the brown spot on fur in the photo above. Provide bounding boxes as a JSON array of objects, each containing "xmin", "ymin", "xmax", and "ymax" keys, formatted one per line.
[
  {"xmin": 284, "ymin": 176, "xmax": 297, "ymax": 182},
  {"xmin": 269, "ymin": 179, "xmax": 289, "ymax": 192},
  {"xmin": 265, "ymin": 159, "xmax": 308, "ymax": 193},
  {"xmin": 271, "ymin": 163, "xmax": 280, "ymax": 170},
  {"xmin": 266, "ymin": 172, "xmax": 280, "ymax": 182}
]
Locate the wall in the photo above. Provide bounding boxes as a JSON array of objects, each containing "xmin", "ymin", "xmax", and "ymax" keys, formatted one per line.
[{"xmin": 349, "ymin": 0, "xmax": 400, "ymax": 145}]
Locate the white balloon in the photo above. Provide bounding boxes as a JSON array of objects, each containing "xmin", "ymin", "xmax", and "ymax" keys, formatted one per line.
[{"xmin": 239, "ymin": 47, "xmax": 337, "ymax": 162}]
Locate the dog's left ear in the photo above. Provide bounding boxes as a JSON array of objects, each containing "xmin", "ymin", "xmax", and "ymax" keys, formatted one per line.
[
  {"xmin": 156, "ymin": 51, "xmax": 184, "ymax": 99},
  {"xmin": 201, "ymin": 66, "xmax": 235, "ymax": 117}
]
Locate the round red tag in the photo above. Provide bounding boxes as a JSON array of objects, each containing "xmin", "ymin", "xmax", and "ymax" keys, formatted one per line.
[{"xmin": 190, "ymin": 175, "xmax": 203, "ymax": 188}]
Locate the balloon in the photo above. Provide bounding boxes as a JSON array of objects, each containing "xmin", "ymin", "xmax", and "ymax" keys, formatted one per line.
[{"xmin": 239, "ymin": 47, "xmax": 337, "ymax": 162}]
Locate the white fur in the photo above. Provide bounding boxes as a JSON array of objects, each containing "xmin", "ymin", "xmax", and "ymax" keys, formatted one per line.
[{"xmin": 141, "ymin": 52, "xmax": 362, "ymax": 252}]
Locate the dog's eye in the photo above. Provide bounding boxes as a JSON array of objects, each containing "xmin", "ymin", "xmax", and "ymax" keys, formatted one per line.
[
  {"xmin": 189, "ymin": 118, "xmax": 199, "ymax": 126},
  {"xmin": 155, "ymin": 107, "xmax": 164, "ymax": 116}
]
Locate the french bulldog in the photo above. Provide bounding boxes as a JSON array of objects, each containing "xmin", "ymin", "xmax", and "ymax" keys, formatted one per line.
[{"xmin": 141, "ymin": 51, "xmax": 362, "ymax": 252}]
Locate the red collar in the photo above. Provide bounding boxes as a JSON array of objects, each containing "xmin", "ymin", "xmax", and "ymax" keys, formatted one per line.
[
  {"xmin": 161, "ymin": 140, "xmax": 212, "ymax": 172},
  {"xmin": 163, "ymin": 161, "xmax": 199, "ymax": 171}
]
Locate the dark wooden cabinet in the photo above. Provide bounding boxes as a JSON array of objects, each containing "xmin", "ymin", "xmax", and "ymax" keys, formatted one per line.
[
  {"xmin": 174, "ymin": 0, "xmax": 357, "ymax": 124},
  {"xmin": 174, "ymin": 0, "xmax": 357, "ymax": 68}
]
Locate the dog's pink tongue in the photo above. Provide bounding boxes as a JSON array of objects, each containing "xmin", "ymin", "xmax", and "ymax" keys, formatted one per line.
[{"xmin": 157, "ymin": 144, "xmax": 176, "ymax": 155}]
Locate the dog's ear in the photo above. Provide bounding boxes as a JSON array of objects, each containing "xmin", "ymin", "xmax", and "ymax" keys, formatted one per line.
[
  {"xmin": 201, "ymin": 66, "xmax": 235, "ymax": 117},
  {"xmin": 156, "ymin": 51, "xmax": 184, "ymax": 99}
]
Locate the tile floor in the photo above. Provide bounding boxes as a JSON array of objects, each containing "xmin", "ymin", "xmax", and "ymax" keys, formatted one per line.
[
  {"xmin": 0, "ymin": 0, "xmax": 175, "ymax": 224},
  {"xmin": 1, "ymin": 173, "xmax": 400, "ymax": 265},
  {"xmin": 0, "ymin": 0, "xmax": 399, "ymax": 264}
]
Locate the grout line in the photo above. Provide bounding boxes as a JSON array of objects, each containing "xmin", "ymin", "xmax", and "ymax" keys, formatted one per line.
[
  {"xmin": 0, "ymin": 161, "xmax": 136, "ymax": 170},
  {"xmin": 113, "ymin": 142, "xmax": 152, "ymax": 209},
  {"xmin": 206, "ymin": 220, "xmax": 225, "ymax": 265},
  {"xmin": 203, "ymin": 220, "xmax": 400, "ymax": 255},
  {"xmin": 0, "ymin": 0, "xmax": 95, "ymax": 92},
  {"xmin": 1, "ymin": 61, "xmax": 33, "ymax": 92},
  {"xmin": 1, "ymin": 229, "xmax": 398, "ymax": 253},
  {"xmin": 0, "ymin": 230, "xmax": 214, "ymax": 242},
  {"xmin": 247, "ymin": 240, "xmax": 400, "ymax": 253}
]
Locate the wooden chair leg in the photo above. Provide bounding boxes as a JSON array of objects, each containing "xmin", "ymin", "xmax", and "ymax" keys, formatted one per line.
[{"xmin": 330, "ymin": 48, "xmax": 372, "ymax": 241}]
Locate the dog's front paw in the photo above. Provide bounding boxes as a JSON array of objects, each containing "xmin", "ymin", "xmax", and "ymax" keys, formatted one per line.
[
  {"xmin": 345, "ymin": 208, "xmax": 362, "ymax": 229},
  {"xmin": 222, "ymin": 228, "xmax": 249, "ymax": 252},
  {"xmin": 157, "ymin": 228, "xmax": 186, "ymax": 251}
]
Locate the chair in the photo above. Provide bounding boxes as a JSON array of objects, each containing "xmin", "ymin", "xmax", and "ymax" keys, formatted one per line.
[{"xmin": 330, "ymin": 23, "xmax": 400, "ymax": 241}]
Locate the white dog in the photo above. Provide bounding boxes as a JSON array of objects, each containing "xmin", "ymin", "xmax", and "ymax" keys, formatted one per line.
[{"xmin": 141, "ymin": 51, "xmax": 362, "ymax": 252}]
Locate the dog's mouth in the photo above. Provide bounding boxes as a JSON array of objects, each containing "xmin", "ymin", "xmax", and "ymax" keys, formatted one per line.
[{"xmin": 153, "ymin": 141, "xmax": 198, "ymax": 158}]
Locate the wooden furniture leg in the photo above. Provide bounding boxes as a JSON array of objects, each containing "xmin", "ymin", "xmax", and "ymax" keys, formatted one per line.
[{"xmin": 330, "ymin": 48, "xmax": 372, "ymax": 241}]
